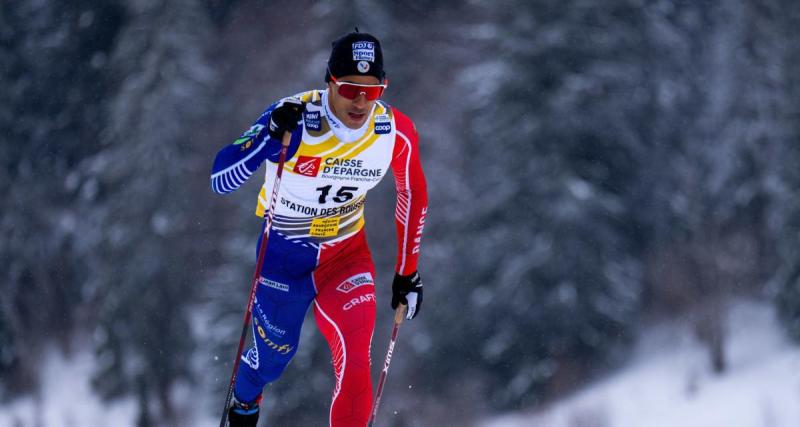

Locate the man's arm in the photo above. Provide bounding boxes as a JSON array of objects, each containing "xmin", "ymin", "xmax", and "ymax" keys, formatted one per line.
[
  {"xmin": 390, "ymin": 108, "xmax": 429, "ymax": 276},
  {"xmin": 210, "ymin": 105, "xmax": 275, "ymax": 194},
  {"xmin": 210, "ymin": 98, "xmax": 305, "ymax": 194}
]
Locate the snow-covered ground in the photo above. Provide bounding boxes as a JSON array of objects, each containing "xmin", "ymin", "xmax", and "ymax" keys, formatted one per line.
[
  {"xmin": 0, "ymin": 348, "xmax": 139, "ymax": 427},
  {"xmin": 481, "ymin": 300, "xmax": 800, "ymax": 427},
  {"xmin": 2, "ymin": 300, "xmax": 797, "ymax": 427},
  {"xmin": 0, "ymin": 342, "xmax": 219, "ymax": 427}
]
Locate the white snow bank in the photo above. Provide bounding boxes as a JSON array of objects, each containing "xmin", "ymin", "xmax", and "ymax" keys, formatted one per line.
[
  {"xmin": 481, "ymin": 300, "xmax": 800, "ymax": 427},
  {"xmin": 0, "ymin": 347, "xmax": 138, "ymax": 427}
]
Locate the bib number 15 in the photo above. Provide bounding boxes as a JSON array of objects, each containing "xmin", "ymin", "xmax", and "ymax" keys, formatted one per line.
[{"xmin": 316, "ymin": 185, "xmax": 358, "ymax": 204}]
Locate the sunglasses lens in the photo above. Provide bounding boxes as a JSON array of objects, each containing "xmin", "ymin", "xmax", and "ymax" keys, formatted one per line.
[
  {"xmin": 336, "ymin": 84, "xmax": 358, "ymax": 99},
  {"xmin": 337, "ymin": 83, "xmax": 384, "ymax": 101}
]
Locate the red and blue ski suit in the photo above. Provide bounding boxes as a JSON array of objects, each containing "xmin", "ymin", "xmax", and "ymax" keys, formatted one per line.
[{"xmin": 211, "ymin": 89, "xmax": 428, "ymax": 426}]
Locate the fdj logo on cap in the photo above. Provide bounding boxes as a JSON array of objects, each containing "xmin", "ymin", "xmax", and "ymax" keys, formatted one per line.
[{"xmin": 352, "ymin": 41, "xmax": 375, "ymax": 62}]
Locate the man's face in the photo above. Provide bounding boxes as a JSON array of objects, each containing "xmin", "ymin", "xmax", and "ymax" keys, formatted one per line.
[{"xmin": 327, "ymin": 74, "xmax": 382, "ymax": 129}]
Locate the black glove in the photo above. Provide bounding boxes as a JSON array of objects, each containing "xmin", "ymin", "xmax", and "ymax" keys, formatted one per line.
[
  {"xmin": 268, "ymin": 97, "xmax": 305, "ymax": 139},
  {"xmin": 391, "ymin": 271, "xmax": 423, "ymax": 320}
]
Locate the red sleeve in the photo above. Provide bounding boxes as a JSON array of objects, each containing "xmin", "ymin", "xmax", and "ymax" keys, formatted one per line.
[{"xmin": 390, "ymin": 107, "xmax": 429, "ymax": 276}]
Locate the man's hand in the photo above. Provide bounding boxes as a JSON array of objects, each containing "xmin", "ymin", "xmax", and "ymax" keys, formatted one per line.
[
  {"xmin": 391, "ymin": 271, "xmax": 423, "ymax": 320},
  {"xmin": 268, "ymin": 98, "xmax": 305, "ymax": 139}
]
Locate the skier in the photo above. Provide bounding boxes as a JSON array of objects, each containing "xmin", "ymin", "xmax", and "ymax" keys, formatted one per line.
[{"xmin": 211, "ymin": 31, "xmax": 428, "ymax": 427}]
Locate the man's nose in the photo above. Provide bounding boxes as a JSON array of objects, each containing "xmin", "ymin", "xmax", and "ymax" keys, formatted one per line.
[{"xmin": 353, "ymin": 92, "xmax": 368, "ymax": 108}]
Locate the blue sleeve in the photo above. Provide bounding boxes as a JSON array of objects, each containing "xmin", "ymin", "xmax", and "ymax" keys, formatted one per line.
[{"xmin": 210, "ymin": 103, "xmax": 277, "ymax": 194}]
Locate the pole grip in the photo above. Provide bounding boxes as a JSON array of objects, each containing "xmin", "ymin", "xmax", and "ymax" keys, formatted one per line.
[
  {"xmin": 281, "ymin": 130, "xmax": 291, "ymax": 147},
  {"xmin": 394, "ymin": 303, "xmax": 406, "ymax": 325}
]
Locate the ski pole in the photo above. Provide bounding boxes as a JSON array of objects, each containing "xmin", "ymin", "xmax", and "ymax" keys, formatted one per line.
[
  {"xmin": 219, "ymin": 131, "xmax": 292, "ymax": 427},
  {"xmin": 368, "ymin": 303, "xmax": 407, "ymax": 427}
]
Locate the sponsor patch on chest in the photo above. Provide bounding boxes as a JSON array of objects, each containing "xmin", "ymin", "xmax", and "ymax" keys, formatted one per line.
[
  {"xmin": 304, "ymin": 111, "xmax": 321, "ymax": 131},
  {"xmin": 374, "ymin": 114, "xmax": 392, "ymax": 134},
  {"xmin": 319, "ymin": 156, "xmax": 385, "ymax": 182},
  {"xmin": 293, "ymin": 156, "xmax": 321, "ymax": 177}
]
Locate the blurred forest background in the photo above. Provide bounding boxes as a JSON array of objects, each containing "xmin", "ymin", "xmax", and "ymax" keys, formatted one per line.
[{"xmin": 2, "ymin": 0, "xmax": 800, "ymax": 426}]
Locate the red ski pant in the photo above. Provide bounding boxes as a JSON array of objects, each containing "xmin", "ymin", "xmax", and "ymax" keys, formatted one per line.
[{"xmin": 313, "ymin": 233, "xmax": 376, "ymax": 427}]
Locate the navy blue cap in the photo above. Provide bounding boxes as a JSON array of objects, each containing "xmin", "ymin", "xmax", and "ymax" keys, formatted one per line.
[{"xmin": 326, "ymin": 31, "xmax": 385, "ymax": 82}]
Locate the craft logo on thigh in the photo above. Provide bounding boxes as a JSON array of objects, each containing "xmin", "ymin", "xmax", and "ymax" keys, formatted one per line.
[
  {"xmin": 293, "ymin": 156, "xmax": 321, "ymax": 177},
  {"xmin": 343, "ymin": 293, "xmax": 376, "ymax": 311},
  {"xmin": 336, "ymin": 273, "xmax": 375, "ymax": 293}
]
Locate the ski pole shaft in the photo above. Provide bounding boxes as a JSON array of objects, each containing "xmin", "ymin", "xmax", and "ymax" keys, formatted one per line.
[
  {"xmin": 368, "ymin": 304, "xmax": 406, "ymax": 426},
  {"xmin": 219, "ymin": 131, "xmax": 292, "ymax": 427}
]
